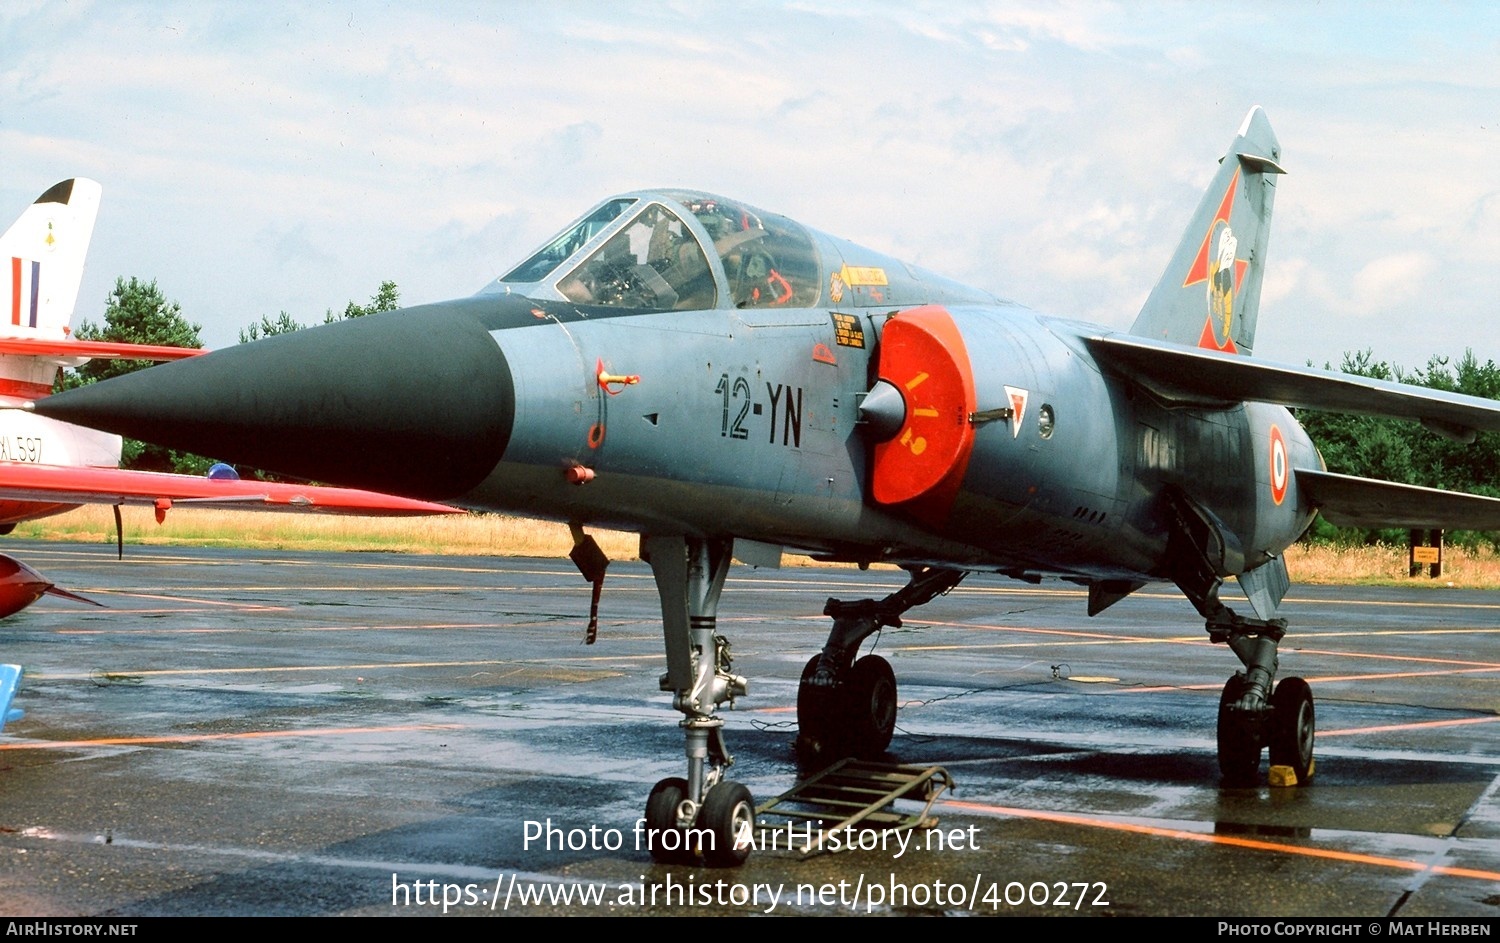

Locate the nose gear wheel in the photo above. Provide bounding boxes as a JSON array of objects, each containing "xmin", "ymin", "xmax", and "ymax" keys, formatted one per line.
[
  {"xmin": 698, "ymin": 781, "xmax": 756, "ymax": 868},
  {"xmin": 643, "ymin": 777, "xmax": 695, "ymax": 865}
]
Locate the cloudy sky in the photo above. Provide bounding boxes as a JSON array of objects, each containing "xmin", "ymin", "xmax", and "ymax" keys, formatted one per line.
[{"xmin": 4, "ymin": 2, "xmax": 1496, "ymax": 371}]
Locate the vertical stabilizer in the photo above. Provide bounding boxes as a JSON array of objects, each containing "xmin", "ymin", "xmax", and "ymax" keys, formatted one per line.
[
  {"xmin": 1130, "ymin": 108, "xmax": 1282, "ymax": 356},
  {"xmin": 0, "ymin": 179, "xmax": 102, "ymax": 342}
]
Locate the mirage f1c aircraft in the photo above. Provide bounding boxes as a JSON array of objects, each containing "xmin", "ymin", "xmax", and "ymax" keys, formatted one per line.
[{"xmin": 37, "ymin": 107, "xmax": 1500, "ymax": 866}]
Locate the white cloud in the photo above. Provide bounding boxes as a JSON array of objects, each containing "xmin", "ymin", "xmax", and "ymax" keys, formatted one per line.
[
  {"xmin": 1348, "ymin": 252, "xmax": 1438, "ymax": 312},
  {"xmin": 1, "ymin": 0, "xmax": 1493, "ymax": 368}
]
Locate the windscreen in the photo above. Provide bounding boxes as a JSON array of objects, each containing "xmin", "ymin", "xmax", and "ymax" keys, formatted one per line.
[
  {"xmin": 500, "ymin": 199, "xmax": 635, "ymax": 285},
  {"xmin": 555, "ymin": 203, "xmax": 716, "ymax": 310}
]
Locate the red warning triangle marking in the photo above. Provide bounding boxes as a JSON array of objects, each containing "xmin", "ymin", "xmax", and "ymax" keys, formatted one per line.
[
  {"xmin": 1004, "ymin": 385, "xmax": 1028, "ymax": 439},
  {"xmin": 1183, "ymin": 171, "xmax": 1240, "ymax": 287}
]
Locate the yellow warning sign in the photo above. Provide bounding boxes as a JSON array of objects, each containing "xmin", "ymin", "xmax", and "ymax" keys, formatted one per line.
[
  {"xmin": 840, "ymin": 265, "xmax": 888, "ymax": 287},
  {"xmin": 830, "ymin": 312, "xmax": 865, "ymax": 348}
]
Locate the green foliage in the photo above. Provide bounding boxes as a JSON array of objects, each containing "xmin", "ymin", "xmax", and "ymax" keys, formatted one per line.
[
  {"xmin": 57, "ymin": 277, "xmax": 210, "ymax": 474},
  {"xmin": 239, "ymin": 281, "xmax": 400, "ymax": 341},
  {"xmin": 61, "ymin": 277, "xmax": 202, "ymax": 388},
  {"xmin": 1298, "ymin": 348, "xmax": 1500, "ymax": 549},
  {"xmin": 239, "ymin": 310, "xmax": 303, "ymax": 344},
  {"xmin": 333, "ymin": 280, "xmax": 400, "ymax": 321}
]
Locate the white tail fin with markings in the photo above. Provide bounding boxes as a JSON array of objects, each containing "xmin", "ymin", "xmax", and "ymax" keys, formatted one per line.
[
  {"xmin": 0, "ymin": 179, "xmax": 101, "ymax": 342},
  {"xmin": 0, "ymin": 180, "xmax": 103, "ymax": 404}
]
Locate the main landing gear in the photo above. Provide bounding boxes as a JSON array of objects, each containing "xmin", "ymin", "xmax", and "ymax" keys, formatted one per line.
[
  {"xmin": 1164, "ymin": 489, "xmax": 1315, "ymax": 786},
  {"xmin": 1212, "ymin": 632, "xmax": 1316, "ymax": 786},
  {"xmin": 796, "ymin": 566, "xmax": 965, "ymax": 761},
  {"xmin": 1198, "ymin": 599, "xmax": 1316, "ymax": 786},
  {"xmin": 639, "ymin": 536, "xmax": 755, "ymax": 867},
  {"xmin": 1198, "ymin": 597, "xmax": 1315, "ymax": 786}
]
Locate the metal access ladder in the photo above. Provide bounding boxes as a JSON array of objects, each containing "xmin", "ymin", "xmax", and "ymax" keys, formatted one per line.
[{"xmin": 754, "ymin": 759, "xmax": 954, "ymax": 858}]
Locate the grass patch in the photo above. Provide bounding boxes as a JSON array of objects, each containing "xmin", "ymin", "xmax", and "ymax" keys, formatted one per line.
[
  {"xmin": 1285, "ymin": 542, "xmax": 1500, "ymax": 589},
  {"xmin": 11, "ymin": 504, "xmax": 642, "ymax": 559},
  {"xmin": 12, "ymin": 505, "xmax": 1493, "ymax": 587}
]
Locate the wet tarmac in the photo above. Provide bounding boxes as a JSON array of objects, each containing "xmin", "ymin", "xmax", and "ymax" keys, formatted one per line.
[{"xmin": 0, "ymin": 541, "xmax": 1495, "ymax": 917}]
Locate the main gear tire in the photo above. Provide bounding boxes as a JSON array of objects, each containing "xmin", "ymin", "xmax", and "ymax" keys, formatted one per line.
[
  {"xmin": 796, "ymin": 654, "xmax": 841, "ymax": 758},
  {"xmin": 845, "ymin": 655, "xmax": 898, "ymax": 758},
  {"xmin": 1217, "ymin": 674, "xmax": 1261, "ymax": 784},
  {"xmin": 1269, "ymin": 676, "xmax": 1315, "ymax": 785}
]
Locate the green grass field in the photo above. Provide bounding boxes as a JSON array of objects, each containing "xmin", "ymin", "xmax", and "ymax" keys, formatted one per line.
[{"xmin": 11, "ymin": 504, "xmax": 641, "ymax": 558}]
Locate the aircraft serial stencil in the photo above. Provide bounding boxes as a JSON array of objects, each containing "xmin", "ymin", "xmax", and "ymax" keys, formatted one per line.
[{"xmin": 40, "ymin": 107, "xmax": 1500, "ymax": 867}]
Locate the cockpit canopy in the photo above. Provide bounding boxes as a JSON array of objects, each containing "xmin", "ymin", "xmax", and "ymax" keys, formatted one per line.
[{"xmin": 480, "ymin": 189, "xmax": 996, "ymax": 312}]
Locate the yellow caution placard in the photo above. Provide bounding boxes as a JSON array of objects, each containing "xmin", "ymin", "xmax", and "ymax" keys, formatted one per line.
[{"xmin": 841, "ymin": 265, "xmax": 888, "ymax": 287}]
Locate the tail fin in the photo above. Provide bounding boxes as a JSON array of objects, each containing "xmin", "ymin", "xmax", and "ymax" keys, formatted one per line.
[
  {"xmin": 0, "ymin": 179, "xmax": 102, "ymax": 342},
  {"xmin": 1130, "ymin": 107, "xmax": 1282, "ymax": 356}
]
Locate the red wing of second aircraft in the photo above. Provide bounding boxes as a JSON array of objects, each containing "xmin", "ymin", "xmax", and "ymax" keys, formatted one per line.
[
  {"xmin": 0, "ymin": 338, "xmax": 206, "ymax": 361},
  {"xmin": 0, "ymin": 463, "xmax": 460, "ymax": 516}
]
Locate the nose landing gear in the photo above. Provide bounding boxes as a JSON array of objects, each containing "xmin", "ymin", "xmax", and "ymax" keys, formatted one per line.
[
  {"xmin": 796, "ymin": 566, "xmax": 965, "ymax": 760},
  {"xmin": 639, "ymin": 536, "xmax": 756, "ymax": 867}
]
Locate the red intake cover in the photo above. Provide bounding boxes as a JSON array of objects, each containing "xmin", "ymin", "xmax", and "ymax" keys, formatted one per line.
[{"xmin": 871, "ymin": 306, "xmax": 976, "ymax": 524}]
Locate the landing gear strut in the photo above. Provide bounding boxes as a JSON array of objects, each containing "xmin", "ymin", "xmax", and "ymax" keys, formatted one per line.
[
  {"xmin": 1166, "ymin": 490, "xmax": 1315, "ymax": 786},
  {"xmin": 1200, "ymin": 603, "xmax": 1316, "ymax": 785},
  {"xmin": 796, "ymin": 566, "xmax": 965, "ymax": 760},
  {"xmin": 639, "ymin": 536, "xmax": 754, "ymax": 867}
]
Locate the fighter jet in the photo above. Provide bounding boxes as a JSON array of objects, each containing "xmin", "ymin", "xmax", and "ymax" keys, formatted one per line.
[{"xmin": 34, "ymin": 108, "xmax": 1500, "ymax": 866}]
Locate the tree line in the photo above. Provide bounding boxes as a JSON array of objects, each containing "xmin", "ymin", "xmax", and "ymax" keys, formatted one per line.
[
  {"xmin": 59, "ymin": 276, "xmax": 399, "ymax": 477},
  {"xmin": 1295, "ymin": 350, "xmax": 1500, "ymax": 547}
]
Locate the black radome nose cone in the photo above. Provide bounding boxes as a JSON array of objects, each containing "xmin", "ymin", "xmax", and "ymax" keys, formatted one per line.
[{"xmin": 37, "ymin": 300, "xmax": 515, "ymax": 500}]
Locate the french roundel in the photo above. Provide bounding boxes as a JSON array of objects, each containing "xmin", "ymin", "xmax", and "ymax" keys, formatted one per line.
[{"xmin": 1269, "ymin": 425, "xmax": 1288, "ymax": 506}]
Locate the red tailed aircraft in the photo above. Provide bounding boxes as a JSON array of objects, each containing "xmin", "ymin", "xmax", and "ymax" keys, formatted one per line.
[{"xmin": 0, "ymin": 178, "xmax": 458, "ymax": 729}]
